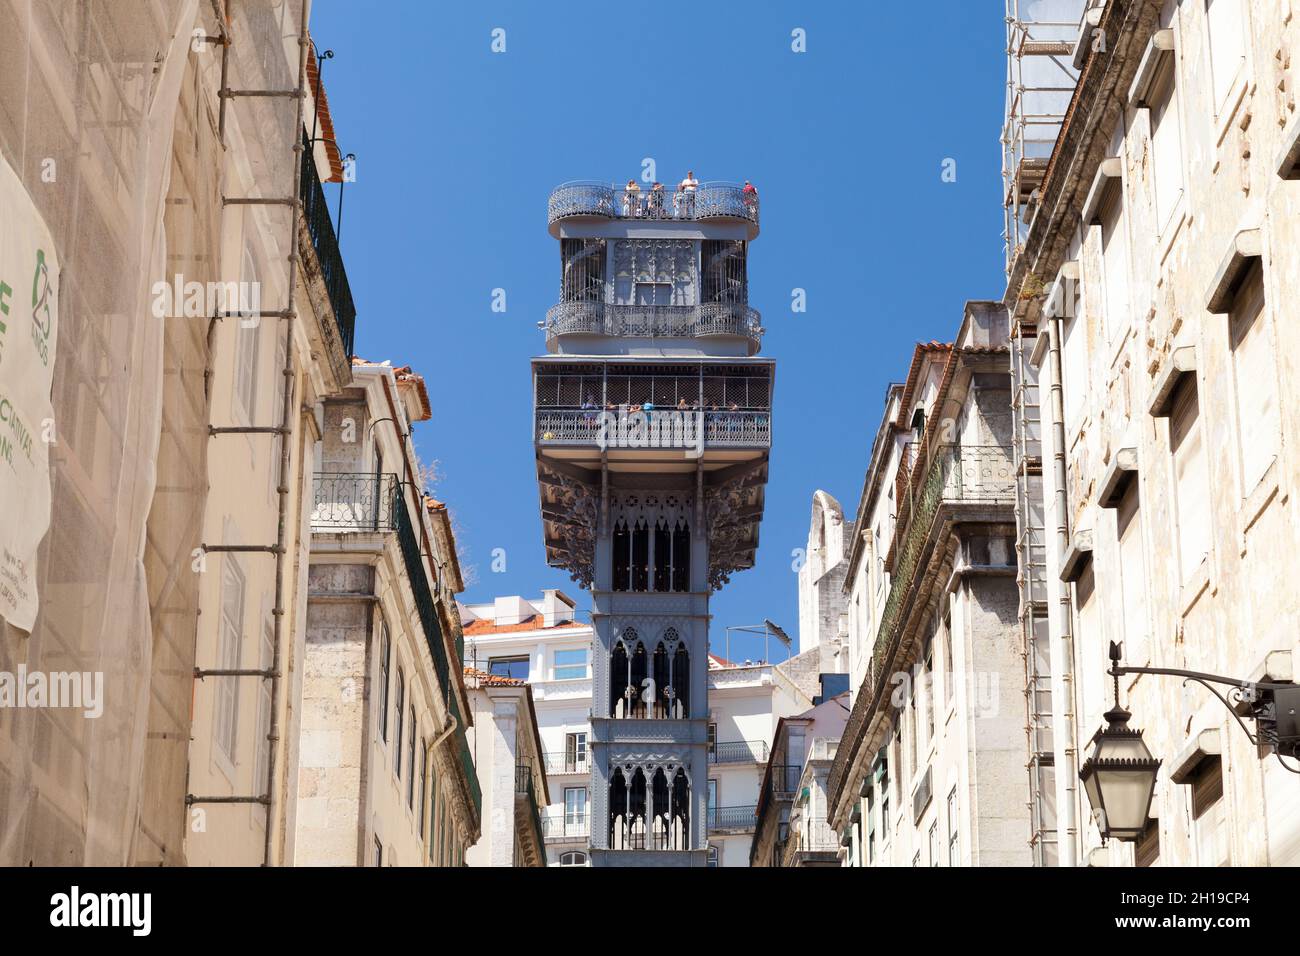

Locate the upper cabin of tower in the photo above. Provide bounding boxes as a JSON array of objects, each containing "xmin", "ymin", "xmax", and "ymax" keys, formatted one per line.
[{"xmin": 544, "ymin": 178, "xmax": 763, "ymax": 358}]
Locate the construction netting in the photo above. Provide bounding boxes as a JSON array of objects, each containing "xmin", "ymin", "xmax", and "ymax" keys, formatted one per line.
[{"xmin": 0, "ymin": 0, "xmax": 308, "ymax": 865}]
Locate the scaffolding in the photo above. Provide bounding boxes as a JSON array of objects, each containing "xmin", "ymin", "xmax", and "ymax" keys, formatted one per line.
[
  {"xmin": 1001, "ymin": 0, "xmax": 1089, "ymax": 274},
  {"xmin": 1010, "ymin": 321, "xmax": 1057, "ymax": 866}
]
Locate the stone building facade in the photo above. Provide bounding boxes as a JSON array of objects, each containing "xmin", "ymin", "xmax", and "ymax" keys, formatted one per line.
[
  {"xmin": 295, "ymin": 360, "xmax": 480, "ymax": 866},
  {"xmin": 1006, "ymin": 0, "xmax": 1300, "ymax": 866},
  {"xmin": 797, "ymin": 491, "xmax": 854, "ymax": 676},
  {"xmin": 827, "ymin": 304, "xmax": 1033, "ymax": 867}
]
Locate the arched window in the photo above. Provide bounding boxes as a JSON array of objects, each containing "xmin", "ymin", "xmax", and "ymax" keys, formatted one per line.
[
  {"xmin": 631, "ymin": 518, "xmax": 650, "ymax": 591},
  {"xmin": 671, "ymin": 518, "xmax": 690, "ymax": 592},
  {"xmin": 673, "ymin": 642, "xmax": 690, "ymax": 718},
  {"xmin": 613, "ymin": 519, "xmax": 630, "ymax": 591},
  {"xmin": 653, "ymin": 518, "xmax": 671, "ymax": 592},
  {"xmin": 559, "ymin": 850, "xmax": 588, "ymax": 867},
  {"xmin": 610, "ymin": 640, "xmax": 629, "ymax": 717},
  {"xmin": 652, "ymin": 643, "xmax": 670, "ymax": 719}
]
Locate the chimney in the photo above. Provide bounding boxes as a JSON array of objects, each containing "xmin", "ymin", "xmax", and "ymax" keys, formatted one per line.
[
  {"xmin": 492, "ymin": 595, "xmax": 531, "ymax": 627},
  {"xmin": 540, "ymin": 589, "xmax": 575, "ymax": 628}
]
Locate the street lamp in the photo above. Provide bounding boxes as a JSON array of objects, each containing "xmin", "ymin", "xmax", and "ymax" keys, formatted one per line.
[
  {"xmin": 1082, "ymin": 640, "xmax": 1300, "ymax": 842},
  {"xmin": 1078, "ymin": 703, "xmax": 1160, "ymax": 843}
]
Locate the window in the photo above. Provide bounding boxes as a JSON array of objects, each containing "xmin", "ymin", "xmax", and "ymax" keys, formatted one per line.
[
  {"xmin": 1228, "ymin": 264, "xmax": 1277, "ymax": 492},
  {"xmin": 1135, "ymin": 817, "xmax": 1160, "ymax": 867},
  {"xmin": 1116, "ymin": 482, "xmax": 1149, "ymax": 661},
  {"xmin": 928, "ymin": 821, "xmax": 940, "ymax": 866},
  {"xmin": 564, "ymin": 732, "xmax": 587, "ymax": 773},
  {"xmin": 1099, "ymin": 184, "xmax": 1130, "ymax": 342},
  {"xmin": 707, "ymin": 722, "xmax": 717, "ymax": 756},
  {"xmin": 866, "ymin": 794, "xmax": 876, "ymax": 864},
  {"xmin": 378, "ymin": 620, "xmax": 391, "ymax": 743},
  {"xmin": 234, "ymin": 247, "xmax": 260, "ymax": 421},
  {"xmin": 559, "ymin": 851, "xmax": 588, "ymax": 867},
  {"xmin": 1191, "ymin": 757, "xmax": 1228, "ymax": 865},
  {"xmin": 419, "ymin": 740, "xmax": 429, "ymax": 836},
  {"xmin": 1206, "ymin": 0, "xmax": 1245, "ymax": 113},
  {"xmin": 707, "ymin": 844, "xmax": 719, "ymax": 867},
  {"xmin": 373, "ymin": 837, "xmax": 382, "ymax": 867},
  {"xmin": 488, "ymin": 656, "xmax": 529, "ymax": 681},
  {"xmin": 394, "ymin": 669, "xmax": 405, "ymax": 780},
  {"xmin": 554, "ymin": 648, "xmax": 589, "ymax": 681},
  {"xmin": 254, "ymin": 612, "xmax": 274, "ymax": 814},
  {"xmin": 1170, "ymin": 379, "xmax": 1210, "ymax": 582},
  {"xmin": 941, "ymin": 614, "xmax": 954, "ymax": 708},
  {"xmin": 564, "ymin": 787, "xmax": 588, "ymax": 829},
  {"xmin": 1148, "ymin": 52, "xmax": 1183, "ymax": 229},
  {"xmin": 708, "ymin": 778, "xmax": 718, "ymax": 827},
  {"xmin": 1060, "ymin": 274, "xmax": 1087, "ymax": 432},
  {"xmin": 216, "ymin": 558, "xmax": 245, "ymax": 764},
  {"xmin": 922, "ymin": 642, "xmax": 935, "ymax": 749},
  {"xmin": 407, "ymin": 707, "xmax": 417, "ymax": 808},
  {"xmin": 428, "ymin": 765, "xmax": 439, "ymax": 861},
  {"xmin": 947, "ymin": 787, "xmax": 960, "ymax": 866}
]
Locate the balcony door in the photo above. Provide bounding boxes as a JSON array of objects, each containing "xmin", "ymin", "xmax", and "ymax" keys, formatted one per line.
[
  {"xmin": 564, "ymin": 787, "xmax": 588, "ymax": 836},
  {"xmin": 564, "ymin": 732, "xmax": 587, "ymax": 773}
]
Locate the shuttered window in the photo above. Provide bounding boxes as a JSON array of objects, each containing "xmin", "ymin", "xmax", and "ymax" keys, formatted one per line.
[
  {"xmin": 1170, "ymin": 379, "xmax": 1210, "ymax": 581},
  {"xmin": 1229, "ymin": 264, "xmax": 1277, "ymax": 492}
]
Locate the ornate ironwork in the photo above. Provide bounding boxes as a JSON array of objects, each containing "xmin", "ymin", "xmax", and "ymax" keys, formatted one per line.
[
  {"xmin": 788, "ymin": 817, "xmax": 839, "ymax": 857},
  {"xmin": 545, "ymin": 301, "xmax": 763, "ymax": 349},
  {"xmin": 707, "ymin": 804, "xmax": 758, "ymax": 832},
  {"xmin": 535, "ymin": 410, "xmax": 771, "ymax": 448},
  {"xmin": 310, "ymin": 472, "xmax": 398, "ymax": 531},
  {"xmin": 300, "ymin": 132, "xmax": 356, "ymax": 358},
  {"xmin": 708, "ymin": 739, "xmax": 769, "ymax": 764},
  {"xmin": 548, "ymin": 180, "xmax": 759, "ymax": 229},
  {"xmin": 542, "ymin": 751, "xmax": 589, "ymax": 775},
  {"xmin": 542, "ymin": 813, "xmax": 590, "ymax": 842}
]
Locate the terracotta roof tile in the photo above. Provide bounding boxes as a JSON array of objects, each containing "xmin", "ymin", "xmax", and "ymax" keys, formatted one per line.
[
  {"xmin": 461, "ymin": 613, "xmax": 577, "ymax": 635},
  {"xmin": 464, "ymin": 666, "xmax": 527, "ymax": 687}
]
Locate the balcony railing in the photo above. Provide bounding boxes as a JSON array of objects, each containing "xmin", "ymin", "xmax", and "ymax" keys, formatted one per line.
[
  {"xmin": 769, "ymin": 764, "xmax": 801, "ymax": 798},
  {"xmin": 548, "ymin": 181, "xmax": 759, "ymax": 229},
  {"xmin": 542, "ymin": 752, "xmax": 590, "ymax": 775},
  {"xmin": 515, "ymin": 762, "xmax": 546, "ymax": 852},
  {"xmin": 708, "ymin": 739, "xmax": 769, "ymax": 764},
  {"xmin": 708, "ymin": 804, "xmax": 758, "ymax": 832},
  {"xmin": 310, "ymin": 472, "xmax": 398, "ymax": 532},
  {"xmin": 395, "ymin": 496, "xmax": 480, "ymax": 817},
  {"xmin": 300, "ymin": 134, "xmax": 356, "ymax": 359},
  {"xmin": 535, "ymin": 409, "xmax": 771, "ymax": 448},
  {"xmin": 542, "ymin": 814, "xmax": 590, "ymax": 842},
  {"xmin": 545, "ymin": 301, "xmax": 762, "ymax": 350},
  {"xmin": 790, "ymin": 818, "xmax": 839, "ymax": 854}
]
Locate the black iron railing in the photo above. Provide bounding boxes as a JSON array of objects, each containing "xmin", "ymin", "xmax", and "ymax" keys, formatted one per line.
[
  {"xmin": 769, "ymin": 764, "xmax": 801, "ymax": 797},
  {"xmin": 310, "ymin": 472, "xmax": 398, "ymax": 531},
  {"xmin": 300, "ymin": 134, "xmax": 356, "ymax": 359},
  {"xmin": 708, "ymin": 739, "xmax": 769, "ymax": 764},
  {"xmin": 395, "ymin": 496, "xmax": 480, "ymax": 816},
  {"xmin": 542, "ymin": 813, "xmax": 590, "ymax": 841},
  {"xmin": 542, "ymin": 751, "xmax": 589, "ymax": 775},
  {"xmin": 515, "ymin": 762, "xmax": 546, "ymax": 851}
]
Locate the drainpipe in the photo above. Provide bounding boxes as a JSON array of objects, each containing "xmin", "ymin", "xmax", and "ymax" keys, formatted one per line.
[{"xmin": 1045, "ymin": 312, "xmax": 1079, "ymax": 866}]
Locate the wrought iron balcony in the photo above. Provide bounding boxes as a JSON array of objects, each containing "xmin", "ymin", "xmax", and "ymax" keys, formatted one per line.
[
  {"xmin": 769, "ymin": 764, "xmax": 801, "ymax": 798},
  {"xmin": 300, "ymin": 135, "xmax": 356, "ymax": 359},
  {"xmin": 544, "ymin": 301, "xmax": 763, "ymax": 352},
  {"xmin": 515, "ymin": 762, "xmax": 546, "ymax": 853},
  {"xmin": 708, "ymin": 804, "xmax": 758, "ymax": 832},
  {"xmin": 542, "ymin": 813, "xmax": 590, "ymax": 842},
  {"xmin": 708, "ymin": 739, "xmax": 769, "ymax": 764},
  {"xmin": 548, "ymin": 181, "xmax": 760, "ymax": 231},
  {"xmin": 310, "ymin": 472, "xmax": 398, "ymax": 532},
  {"xmin": 535, "ymin": 409, "xmax": 771, "ymax": 449},
  {"xmin": 542, "ymin": 751, "xmax": 590, "ymax": 775}
]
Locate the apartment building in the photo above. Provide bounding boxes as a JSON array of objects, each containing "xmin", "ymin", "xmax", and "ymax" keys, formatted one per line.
[
  {"xmin": 751, "ymin": 688, "xmax": 850, "ymax": 867},
  {"xmin": 464, "ymin": 668, "xmax": 548, "ymax": 867},
  {"xmin": 294, "ymin": 360, "xmax": 481, "ymax": 867},
  {"xmin": 827, "ymin": 303, "xmax": 1033, "ymax": 868},
  {"xmin": 1004, "ymin": 0, "xmax": 1300, "ymax": 866},
  {"xmin": 704, "ymin": 655, "xmax": 813, "ymax": 866},
  {"xmin": 0, "ymin": 0, "xmax": 366, "ymax": 865},
  {"xmin": 460, "ymin": 592, "xmax": 596, "ymax": 866}
]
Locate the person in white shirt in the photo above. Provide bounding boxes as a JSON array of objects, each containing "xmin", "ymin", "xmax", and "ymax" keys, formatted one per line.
[{"xmin": 676, "ymin": 170, "xmax": 698, "ymax": 216}]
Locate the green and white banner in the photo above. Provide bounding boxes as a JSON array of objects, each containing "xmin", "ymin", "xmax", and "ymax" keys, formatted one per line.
[{"xmin": 0, "ymin": 154, "xmax": 58, "ymax": 633}]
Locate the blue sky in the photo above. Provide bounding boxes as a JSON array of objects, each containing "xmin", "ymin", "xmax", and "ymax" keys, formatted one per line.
[{"xmin": 312, "ymin": 0, "xmax": 1007, "ymax": 664}]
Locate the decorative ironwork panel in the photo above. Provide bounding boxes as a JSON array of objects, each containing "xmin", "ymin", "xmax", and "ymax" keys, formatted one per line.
[{"xmin": 310, "ymin": 472, "xmax": 398, "ymax": 531}]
